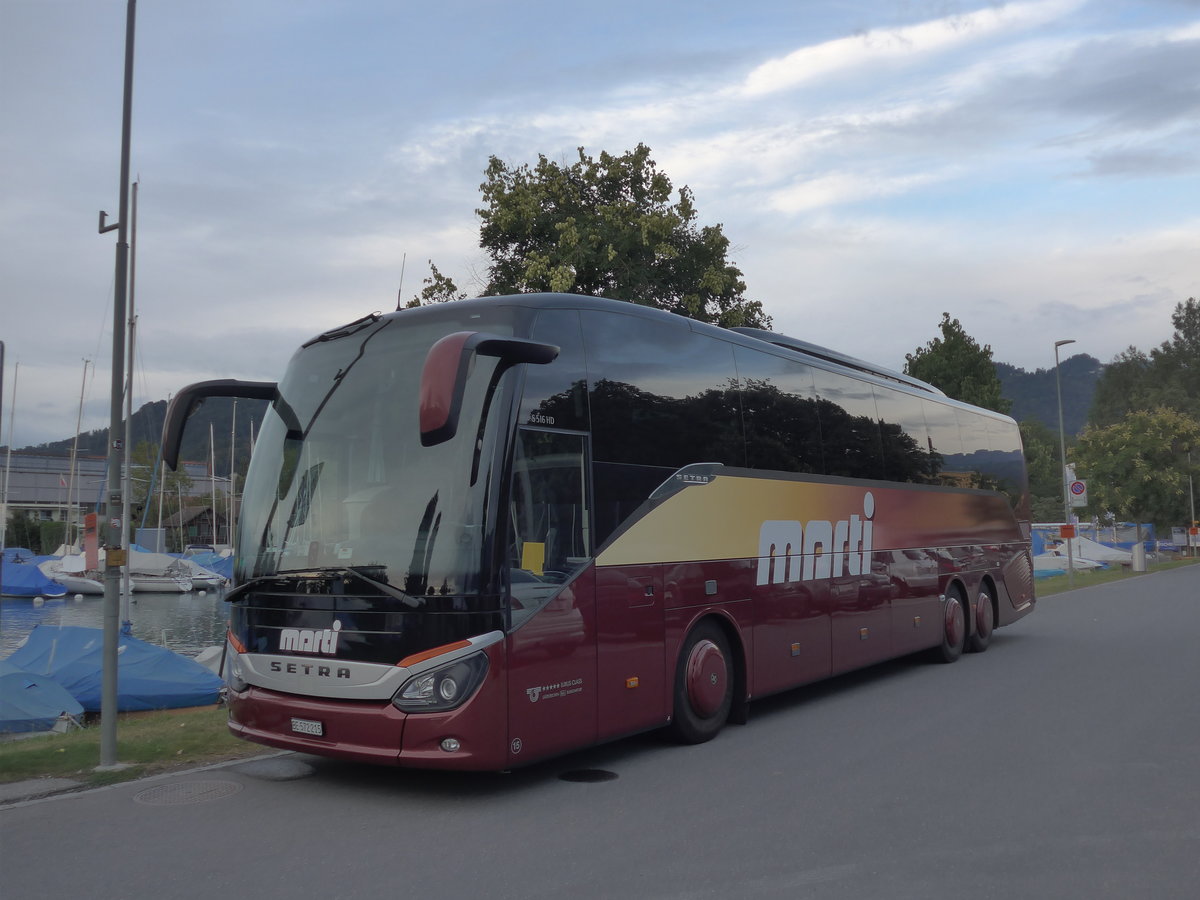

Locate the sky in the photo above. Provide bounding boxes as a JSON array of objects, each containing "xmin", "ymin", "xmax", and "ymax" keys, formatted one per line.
[{"xmin": 2, "ymin": 0, "xmax": 1198, "ymax": 447}]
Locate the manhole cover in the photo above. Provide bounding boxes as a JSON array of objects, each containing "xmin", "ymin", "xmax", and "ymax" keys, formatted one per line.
[
  {"xmin": 134, "ymin": 780, "xmax": 243, "ymax": 805},
  {"xmin": 558, "ymin": 768, "xmax": 618, "ymax": 783}
]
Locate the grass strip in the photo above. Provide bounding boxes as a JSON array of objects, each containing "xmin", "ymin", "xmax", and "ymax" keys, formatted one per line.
[
  {"xmin": 0, "ymin": 705, "xmax": 267, "ymax": 788},
  {"xmin": 1034, "ymin": 556, "xmax": 1199, "ymax": 597}
]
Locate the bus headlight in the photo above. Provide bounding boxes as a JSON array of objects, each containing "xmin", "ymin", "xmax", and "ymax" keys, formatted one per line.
[
  {"xmin": 227, "ymin": 655, "xmax": 249, "ymax": 693},
  {"xmin": 392, "ymin": 652, "xmax": 489, "ymax": 712}
]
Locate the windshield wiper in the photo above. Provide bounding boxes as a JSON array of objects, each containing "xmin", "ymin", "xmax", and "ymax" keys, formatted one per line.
[
  {"xmin": 301, "ymin": 312, "xmax": 382, "ymax": 347},
  {"xmin": 253, "ymin": 566, "xmax": 427, "ymax": 609}
]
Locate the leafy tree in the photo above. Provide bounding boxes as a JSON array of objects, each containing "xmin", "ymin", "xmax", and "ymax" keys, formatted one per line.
[
  {"xmin": 1149, "ymin": 297, "xmax": 1200, "ymax": 419},
  {"xmin": 1088, "ymin": 346, "xmax": 1157, "ymax": 427},
  {"xmin": 475, "ymin": 144, "xmax": 770, "ymax": 328},
  {"xmin": 405, "ymin": 260, "xmax": 467, "ymax": 309},
  {"xmin": 903, "ymin": 313, "xmax": 1012, "ymax": 414},
  {"xmin": 1089, "ymin": 298, "xmax": 1200, "ymax": 426},
  {"xmin": 1019, "ymin": 418, "xmax": 1064, "ymax": 521},
  {"xmin": 1072, "ymin": 407, "xmax": 1200, "ymax": 530},
  {"xmin": 5, "ymin": 512, "xmax": 41, "ymax": 553}
]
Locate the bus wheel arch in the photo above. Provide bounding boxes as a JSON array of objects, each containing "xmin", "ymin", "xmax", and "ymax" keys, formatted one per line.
[
  {"xmin": 966, "ymin": 577, "xmax": 997, "ymax": 654},
  {"xmin": 668, "ymin": 616, "xmax": 740, "ymax": 743}
]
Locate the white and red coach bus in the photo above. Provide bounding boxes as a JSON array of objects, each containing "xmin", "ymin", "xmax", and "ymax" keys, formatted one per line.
[{"xmin": 162, "ymin": 293, "xmax": 1035, "ymax": 769}]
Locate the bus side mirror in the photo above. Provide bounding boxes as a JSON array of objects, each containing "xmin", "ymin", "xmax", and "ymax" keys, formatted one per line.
[
  {"xmin": 419, "ymin": 332, "xmax": 558, "ymax": 447},
  {"xmin": 162, "ymin": 379, "xmax": 277, "ymax": 470}
]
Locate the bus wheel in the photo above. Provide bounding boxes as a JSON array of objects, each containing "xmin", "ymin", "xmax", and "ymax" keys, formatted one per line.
[
  {"xmin": 966, "ymin": 588, "xmax": 994, "ymax": 654},
  {"xmin": 934, "ymin": 588, "xmax": 966, "ymax": 664},
  {"xmin": 669, "ymin": 621, "xmax": 733, "ymax": 744}
]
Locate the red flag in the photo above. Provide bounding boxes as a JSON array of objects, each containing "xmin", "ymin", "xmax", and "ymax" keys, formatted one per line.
[{"xmin": 59, "ymin": 475, "xmax": 67, "ymax": 487}]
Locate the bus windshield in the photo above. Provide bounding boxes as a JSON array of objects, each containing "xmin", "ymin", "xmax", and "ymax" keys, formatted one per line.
[{"xmin": 236, "ymin": 314, "xmax": 515, "ymax": 598}]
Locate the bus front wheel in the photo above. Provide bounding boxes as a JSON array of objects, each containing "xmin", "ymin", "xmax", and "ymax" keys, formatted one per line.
[{"xmin": 669, "ymin": 621, "xmax": 733, "ymax": 744}]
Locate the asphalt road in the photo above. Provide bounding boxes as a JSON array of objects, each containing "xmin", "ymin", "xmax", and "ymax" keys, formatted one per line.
[{"xmin": 3, "ymin": 565, "xmax": 1198, "ymax": 900}]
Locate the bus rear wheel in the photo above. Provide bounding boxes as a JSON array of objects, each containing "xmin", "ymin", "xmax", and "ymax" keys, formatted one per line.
[
  {"xmin": 669, "ymin": 621, "xmax": 733, "ymax": 744},
  {"xmin": 966, "ymin": 588, "xmax": 994, "ymax": 653},
  {"xmin": 933, "ymin": 588, "xmax": 966, "ymax": 664}
]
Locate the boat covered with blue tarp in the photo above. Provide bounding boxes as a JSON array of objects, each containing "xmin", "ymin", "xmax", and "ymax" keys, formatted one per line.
[
  {"xmin": 0, "ymin": 659, "xmax": 85, "ymax": 733},
  {"xmin": 5, "ymin": 625, "xmax": 222, "ymax": 712},
  {"xmin": 0, "ymin": 558, "xmax": 68, "ymax": 598}
]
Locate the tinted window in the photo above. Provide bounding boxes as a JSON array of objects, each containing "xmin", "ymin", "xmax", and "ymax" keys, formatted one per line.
[
  {"xmin": 873, "ymin": 386, "xmax": 934, "ymax": 483},
  {"xmin": 985, "ymin": 417, "xmax": 1028, "ymax": 513},
  {"xmin": 581, "ymin": 310, "xmax": 742, "ymax": 469},
  {"xmin": 811, "ymin": 369, "xmax": 883, "ymax": 479},
  {"xmin": 520, "ymin": 309, "xmax": 589, "ymax": 432},
  {"xmin": 922, "ymin": 400, "xmax": 963, "ymax": 486},
  {"xmin": 735, "ymin": 348, "xmax": 823, "ymax": 474}
]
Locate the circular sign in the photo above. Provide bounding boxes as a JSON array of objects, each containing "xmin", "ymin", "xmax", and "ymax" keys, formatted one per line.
[{"xmin": 1070, "ymin": 481, "xmax": 1086, "ymax": 496}]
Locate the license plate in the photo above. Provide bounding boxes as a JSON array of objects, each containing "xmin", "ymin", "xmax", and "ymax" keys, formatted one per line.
[{"xmin": 290, "ymin": 717, "xmax": 324, "ymax": 736}]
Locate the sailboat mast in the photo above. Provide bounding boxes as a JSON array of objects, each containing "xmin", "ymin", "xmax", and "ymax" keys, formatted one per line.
[
  {"xmin": 1, "ymin": 356, "xmax": 15, "ymax": 555},
  {"xmin": 209, "ymin": 423, "xmax": 217, "ymax": 547},
  {"xmin": 120, "ymin": 180, "xmax": 139, "ymax": 630},
  {"xmin": 228, "ymin": 398, "xmax": 237, "ymax": 547},
  {"xmin": 67, "ymin": 358, "xmax": 91, "ymax": 550}
]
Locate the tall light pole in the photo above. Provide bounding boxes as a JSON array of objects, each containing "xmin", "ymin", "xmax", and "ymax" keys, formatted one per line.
[
  {"xmin": 96, "ymin": 0, "xmax": 137, "ymax": 769},
  {"xmin": 1054, "ymin": 339, "xmax": 1076, "ymax": 587},
  {"xmin": 1189, "ymin": 449, "xmax": 1196, "ymax": 558}
]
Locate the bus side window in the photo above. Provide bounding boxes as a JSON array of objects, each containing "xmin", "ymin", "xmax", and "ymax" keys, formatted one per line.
[
  {"xmin": 812, "ymin": 370, "xmax": 884, "ymax": 480},
  {"xmin": 873, "ymin": 386, "xmax": 933, "ymax": 483},
  {"xmin": 922, "ymin": 400, "xmax": 963, "ymax": 486},
  {"xmin": 734, "ymin": 347, "xmax": 824, "ymax": 475}
]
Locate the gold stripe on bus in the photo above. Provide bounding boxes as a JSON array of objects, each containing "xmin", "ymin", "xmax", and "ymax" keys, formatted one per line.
[{"xmin": 595, "ymin": 474, "xmax": 1017, "ymax": 568}]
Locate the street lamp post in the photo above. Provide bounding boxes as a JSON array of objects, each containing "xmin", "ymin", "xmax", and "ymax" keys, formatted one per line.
[
  {"xmin": 1055, "ymin": 339, "xmax": 1077, "ymax": 587},
  {"xmin": 96, "ymin": 0, "xmax": 137, "ymax": 770},
  {"xmin": 1189, "ymin": 449, "xmax": 1196, "ymax": 558}
]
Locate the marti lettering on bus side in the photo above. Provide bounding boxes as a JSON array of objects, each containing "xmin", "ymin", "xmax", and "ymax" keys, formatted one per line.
[{"xmin": 755, "ymin": 492, "xmax": 875, "ymax": 585}]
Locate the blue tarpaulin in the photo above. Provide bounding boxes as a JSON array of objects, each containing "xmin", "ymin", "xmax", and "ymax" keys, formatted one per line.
[
  {"xmin": 5, "ymin": 625, "xmax": 222, "ymax": 712},
  {"xmin": 0, "ymin": 560, "xmax": 67, "ymax": 598},
  {"xmin": 0, "ymin": 659, "xmax": 85, "ymax": 733}
]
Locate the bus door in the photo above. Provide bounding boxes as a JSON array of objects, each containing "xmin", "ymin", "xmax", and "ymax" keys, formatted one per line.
[
  {"xmin": 504, "ymin": 429, "xmax": 598, "ymax": 766},
  {"xmin": 594, "ymin": 562, "xmax": 666, "ymax": 740}
]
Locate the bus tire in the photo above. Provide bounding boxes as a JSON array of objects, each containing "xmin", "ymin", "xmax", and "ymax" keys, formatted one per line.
[
  {"xmin": 669, "ymin": 621, "xmax": 733, "ymax": 744},
  {"xmin": 933, "ymin": 587, "xmax": 966, "ymax": 664},
  {"xmin": 965, "ymin": 587, "xmax": 995, "ymax": 653}
]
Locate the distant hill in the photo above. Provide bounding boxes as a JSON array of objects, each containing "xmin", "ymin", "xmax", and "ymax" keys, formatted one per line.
[
  {"xmin": 19, "ymin": 397, "xmax": 269, "ymax": 478},
  {"xmin": 996, "ymin": 353, "xmax": 1102, "ymax": 437}
]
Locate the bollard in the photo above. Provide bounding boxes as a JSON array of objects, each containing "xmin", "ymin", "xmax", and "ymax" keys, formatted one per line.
[{"xmin": 1131, "ymin": 542, "xmax": 1147, "ymax": 572}]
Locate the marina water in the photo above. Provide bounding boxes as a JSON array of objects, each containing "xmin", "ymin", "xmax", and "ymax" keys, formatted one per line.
[{"xmin": 1, "ymin": 589, "xmax": 229, "ymax": 659}]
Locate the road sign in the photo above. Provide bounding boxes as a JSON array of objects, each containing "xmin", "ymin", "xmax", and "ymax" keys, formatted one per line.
[{"xmin": 1069, "ymin": 479, "xmax": 1088, "ymax": 507}]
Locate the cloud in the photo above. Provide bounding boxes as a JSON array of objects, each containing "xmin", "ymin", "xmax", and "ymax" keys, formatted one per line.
[
  {"xmin": 1081, "ymin": 147, "xmax": 1199, "ymax": 177},
  {"xmin": 766, "ymin": 169, "xmax": 956, "ymax": 213},
  {"xmin": 738, "ymin": 0, "xmax": 1086, "ymax": 97}
]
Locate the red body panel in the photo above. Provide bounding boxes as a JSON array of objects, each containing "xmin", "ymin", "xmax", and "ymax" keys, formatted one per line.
[{"xmin": 505, "ymin": 572, "xmax": 598, "ymax": 767}]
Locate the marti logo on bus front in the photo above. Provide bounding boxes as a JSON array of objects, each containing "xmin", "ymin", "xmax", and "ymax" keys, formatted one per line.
[
  {"xmin": 755, "ymin": 492, "xmax": 875, "ymax": 586},
  {"xmin": 279, "ymin": 620, "xmax": 342, "ymax": 655}
]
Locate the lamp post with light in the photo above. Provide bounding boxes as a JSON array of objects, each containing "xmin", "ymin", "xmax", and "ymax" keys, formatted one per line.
[{"xmin": 1054, "ymin": 339, "xmax": 1076, "ymax": 587}]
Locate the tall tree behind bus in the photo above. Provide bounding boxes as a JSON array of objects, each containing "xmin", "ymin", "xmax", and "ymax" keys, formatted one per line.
[
  {"xmin": 903, "ymin": 312, "xmax": 1012, "ymax": 414},
  {"xmin": 1088, "ymin": 297, "xmax": 1200, "ymax": 427},
  {"xmin": 473, "ymin": 144, "xmax": 770, "ymax": 329}
]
